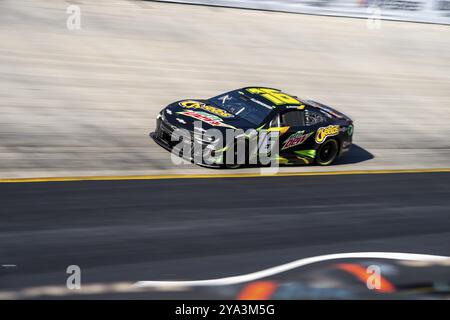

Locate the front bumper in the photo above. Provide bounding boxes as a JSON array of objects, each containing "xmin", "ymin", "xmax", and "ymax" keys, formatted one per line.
[{"xmin": 150, "ymin": 117, "xmax": 224, "ymax": 168}]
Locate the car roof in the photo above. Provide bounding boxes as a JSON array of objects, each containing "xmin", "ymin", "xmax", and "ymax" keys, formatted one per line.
[{"xmin": 237, "ymin": 87, "xmax": 306, "ymax": 111}]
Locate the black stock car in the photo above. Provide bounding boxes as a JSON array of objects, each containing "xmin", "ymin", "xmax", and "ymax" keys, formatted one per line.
[{"xmin": 150, "ymin": 87, "xmax": 353, "ymax": 168}]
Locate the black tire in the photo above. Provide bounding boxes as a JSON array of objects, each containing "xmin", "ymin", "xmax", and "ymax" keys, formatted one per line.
[
  {"xmin": 223, "ymin": 140, "xmax": 249, "ymax": 169},
  {"xmin": 222, "ymin": 149, "xmax": 242, "ymax": 169},
  {"xmin": 224, "ymin": 163, "xmax": 242, "ymax": 169},
  {"xmin": 315, "ymin": 139, "xmax": 339, "ymax": 166}
]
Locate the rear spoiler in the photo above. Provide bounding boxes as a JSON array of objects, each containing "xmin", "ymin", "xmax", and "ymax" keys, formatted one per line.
[{"xmin": 305, "ymin": 100, "xmax": 352, "ymax": 122}]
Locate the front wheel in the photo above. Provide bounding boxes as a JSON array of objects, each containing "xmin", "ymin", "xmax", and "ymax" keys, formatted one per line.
[
  {"xmin": 223, "ymin": 140, "xmax": 250, "ymax": 169},
  {"xmin": 315, "ymin": 139, "xmax": 339, "ymax": 166}
]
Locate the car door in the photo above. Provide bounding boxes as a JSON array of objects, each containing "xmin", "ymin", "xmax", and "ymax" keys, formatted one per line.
[{"xmin": 277, "ymin": 109, "xmax": 316, "ymax": 158}]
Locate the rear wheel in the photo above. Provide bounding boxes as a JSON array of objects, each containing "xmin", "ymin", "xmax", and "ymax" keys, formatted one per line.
[{"xmin": 315, "ymin": 139, "xmax": 339, "ymax": 166}]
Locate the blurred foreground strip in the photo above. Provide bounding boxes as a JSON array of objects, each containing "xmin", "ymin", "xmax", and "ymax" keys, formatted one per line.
[{"xmin": 0, "ymin": 282, "xmax": 188, "ymax": 300}]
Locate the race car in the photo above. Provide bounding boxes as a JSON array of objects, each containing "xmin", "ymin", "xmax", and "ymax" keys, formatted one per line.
[{"xmin": 150, "ymin": 87, "xmax": 353, "ymax": 168}]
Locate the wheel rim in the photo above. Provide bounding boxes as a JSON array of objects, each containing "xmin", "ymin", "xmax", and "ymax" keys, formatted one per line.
[{"xmin": 318, "ymin": 140, "xmax": 338, "ymax": 165}]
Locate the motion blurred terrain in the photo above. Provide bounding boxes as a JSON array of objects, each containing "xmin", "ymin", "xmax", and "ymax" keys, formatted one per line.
[{"xmin": 1, "ymin": 0, "xmax": 450, "ymax": 177}]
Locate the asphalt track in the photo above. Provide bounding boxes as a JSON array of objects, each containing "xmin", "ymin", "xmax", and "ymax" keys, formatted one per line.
[{"xmin": 1, "ymin": 171, "xmax": 449, "ymax": 298}]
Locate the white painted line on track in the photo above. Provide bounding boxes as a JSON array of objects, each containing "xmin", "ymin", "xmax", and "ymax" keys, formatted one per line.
[{"xmin": 135, "ymin": 252, "xmax": 450, "ymax": 288}]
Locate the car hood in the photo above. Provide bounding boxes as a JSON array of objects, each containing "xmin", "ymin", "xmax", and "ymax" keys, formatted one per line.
[{"xmin": 163, "ymin": 99, "xmax": 257, "ymax": 133}]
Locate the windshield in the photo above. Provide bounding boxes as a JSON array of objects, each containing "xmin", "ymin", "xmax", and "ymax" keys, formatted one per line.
[{"xmin": 209, "ymin": 90, "xmax": 273, "ymax": 126}]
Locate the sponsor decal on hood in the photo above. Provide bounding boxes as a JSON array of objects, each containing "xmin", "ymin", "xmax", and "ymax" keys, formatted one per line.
[
  {"xmin": 179, "ymin": 100, "xmax": 234, "ymax": 118},
  {"xmin": 177, "ymin": 110, "xmax": 237, "ymax": 129}
]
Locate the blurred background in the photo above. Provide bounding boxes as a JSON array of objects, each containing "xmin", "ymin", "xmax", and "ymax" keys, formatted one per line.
[{"xmin": 0, "ymin": 0, "xmax": 449, "ymax": 178}]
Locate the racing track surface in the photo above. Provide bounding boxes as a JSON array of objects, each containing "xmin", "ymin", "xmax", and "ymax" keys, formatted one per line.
[
  {"xmin": 1, "ymin": 172, "xmax": 449, "ymax": 298},
  {"xmin": 1, "ymin": 0, "xmax": 450, "ymax": 178}
]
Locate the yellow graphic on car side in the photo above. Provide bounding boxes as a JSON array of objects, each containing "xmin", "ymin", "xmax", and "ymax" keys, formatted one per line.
[
  {"xmin": 267, "ymin": 126, "xmax": 289, "ymax": 136},
  {"xmin": 315, "ymin": 125, "xmax": 340, "ymax": 144}
]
